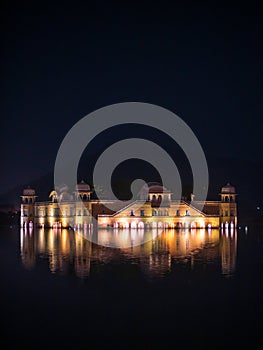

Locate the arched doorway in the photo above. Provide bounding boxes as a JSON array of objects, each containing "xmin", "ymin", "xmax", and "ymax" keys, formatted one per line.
[
  {"xmin": 191, "ymin": 222, "xmax": 196, "ymax": 229},
  {"xmin": 131, "ymin": 222, "xmax": 137, "ymax": 229},
  {"xmin": 123, "ymin": 222, "xmax": 129, "ymax": 229},
  {"xmin": 138, "ymin": 221, "xmax": 144, "ymax": 229}
]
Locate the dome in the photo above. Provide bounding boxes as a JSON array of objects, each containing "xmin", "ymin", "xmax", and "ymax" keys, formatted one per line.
[
  {"xmin": 221, "ymin": 182, "xmax": 236, "ymax": 194},
  {"xmin": 147, "ymin": 182, "xmax": 169, "ymax": 193},
  {"xmin": 138, "ymin": 182, "xmax": 170, "ymax": 199},
  {"xmin": 148, "ymin": 185, "xmax": 169, "ymax": 193},
  {"xmin": 23, "ymin": 188, "xmax": 35, "ymax": 196},
  {"xmin": 75, "ymin": 180, "xmax": 90, "ymax": 192}
]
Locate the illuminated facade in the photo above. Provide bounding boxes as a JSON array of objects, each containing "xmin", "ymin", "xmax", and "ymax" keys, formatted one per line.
[{"xmin": 20, "ymin": 181, "xmax": 237, "ymax": 230}]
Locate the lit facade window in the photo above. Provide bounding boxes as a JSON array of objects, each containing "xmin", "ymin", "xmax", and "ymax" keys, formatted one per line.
[
  {"xmin": 176, "ymin": 210, "xmax": 180, "ymax": 216},
  {"xmin": 186, "ymin": 210, "xmax": 190, "ymax": 216},
  {"xmin": 140, "ymin": 210, "xmax": 144, "ymax": 216},
  {"xmin": 130, "ymin": 210, "xmax": 134, "ymax": 216}
]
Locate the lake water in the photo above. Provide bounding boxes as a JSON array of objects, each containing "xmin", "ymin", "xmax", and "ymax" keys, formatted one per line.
[{"xmin": 1, "ymin": 225, "xmax": 263, "ymax": 347}]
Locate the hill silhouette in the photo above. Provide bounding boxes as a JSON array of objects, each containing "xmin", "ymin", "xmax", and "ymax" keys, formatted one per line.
[{"xmin": 1, "ymin": 155, "xmax": 262, "ymax": 225}]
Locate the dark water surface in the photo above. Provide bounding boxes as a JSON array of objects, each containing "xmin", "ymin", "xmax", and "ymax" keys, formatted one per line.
[{"xmin": 1, "ymin": 226, "xmax": 263, "ymax": 348}]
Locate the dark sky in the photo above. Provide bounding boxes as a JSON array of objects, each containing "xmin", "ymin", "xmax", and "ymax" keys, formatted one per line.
[{"xmin": 1, "ymin": 1, "xmax": 263, "ymax": 195}]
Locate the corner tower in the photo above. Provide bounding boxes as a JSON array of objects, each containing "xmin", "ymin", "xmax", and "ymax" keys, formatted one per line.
[
  {"xmin": 219, "ymin": 183, "xmax": 237, "ymax": 228},
  {"xmin": 20, "ymin": 187, "xmax": 37, "ymax": 228}
]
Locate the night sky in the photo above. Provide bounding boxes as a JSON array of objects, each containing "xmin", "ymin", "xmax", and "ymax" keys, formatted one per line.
[{"xmin": 1, "ymin": 1, "xmax": 263, "ymax": 196}]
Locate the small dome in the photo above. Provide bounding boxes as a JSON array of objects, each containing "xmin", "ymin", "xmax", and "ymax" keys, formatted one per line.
[
  {"xmin": 23, "ymin": 187, "xmax": 35, "ymax": 196},
  {"xmin": 59, "ymin": 192, "xmax": 73, "ymax": 201},
  {"xmin": 75, "ymin": 180, "xmax": 90, "ymax": 192},
  {"xmin": 49, "ymin": 190, "xmax": 58, "ymax": 198},
  {"xmin": 221, "ymin": 182, "xmax": 236, "ymax": 194},
  {"xmin": 57, "ymin": 183, "xmax": 69, "ymax": 193}
]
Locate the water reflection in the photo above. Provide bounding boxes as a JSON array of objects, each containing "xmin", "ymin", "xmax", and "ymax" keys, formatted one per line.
[
  {"xmin": 221, "ymin": 228, "xmax": 237, "ymax": 275},
  {"xmin": 20, "ymin": 228, "xmax": 237, "ymax": 279}
]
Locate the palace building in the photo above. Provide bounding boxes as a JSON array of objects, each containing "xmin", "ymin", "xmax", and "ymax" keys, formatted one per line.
[{"xmin": 20, "ymin": 181, "xmax": 237, "ymax": 230}]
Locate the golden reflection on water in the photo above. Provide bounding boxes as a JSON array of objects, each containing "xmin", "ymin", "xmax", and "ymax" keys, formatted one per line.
[{"xmin": 19, "ymin": 227, "xmax": 237, "ymax": 279}]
